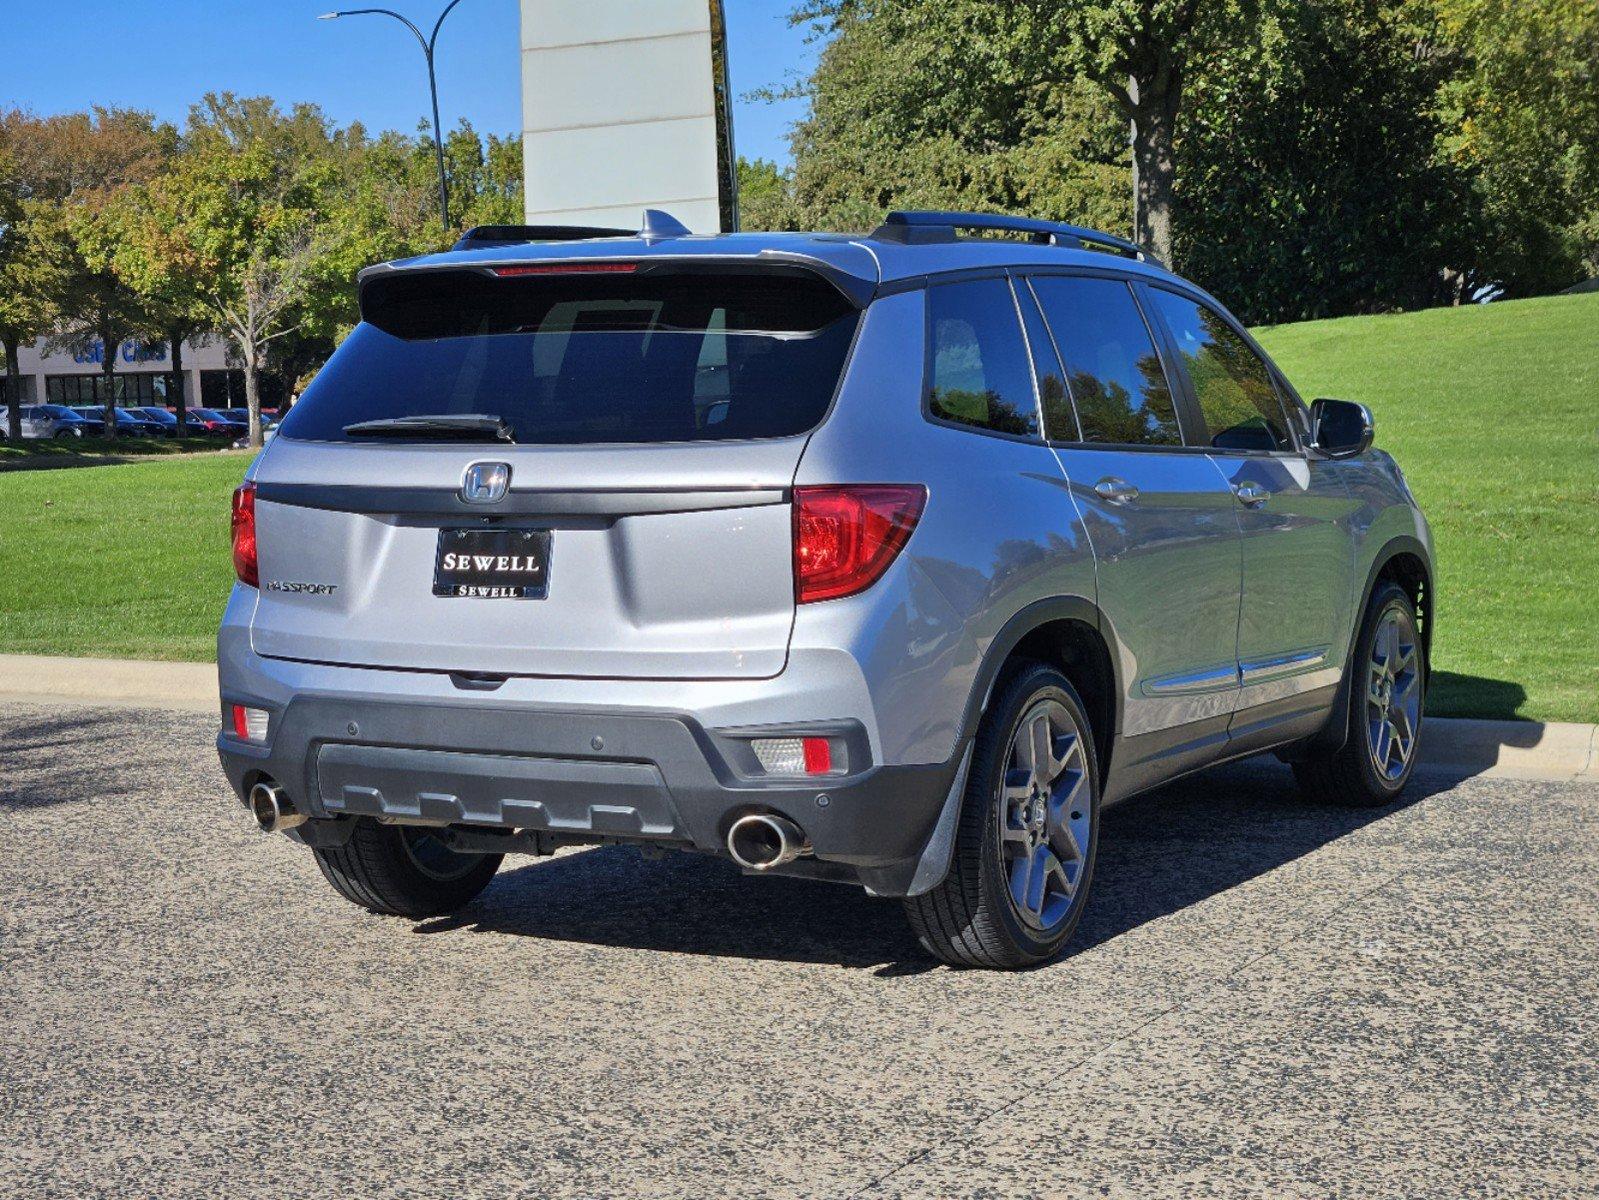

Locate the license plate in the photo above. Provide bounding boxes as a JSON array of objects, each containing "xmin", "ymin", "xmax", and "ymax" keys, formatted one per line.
[{"xmin": 434, "ymin": 528, "xmax": 550, "ymax": 599}]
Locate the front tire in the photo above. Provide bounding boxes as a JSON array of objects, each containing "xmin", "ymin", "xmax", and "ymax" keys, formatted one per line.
[
  {"xmin": 903, "ymin": 663, "xmax": 1101, "ymax": 969},
  {"xmin": 313, "ymin": 819, "xmax": 501, "ymax": 918},
  {"xmin": 1294, "ymin": 581, "xmax": 1425, "ymax": 807}
]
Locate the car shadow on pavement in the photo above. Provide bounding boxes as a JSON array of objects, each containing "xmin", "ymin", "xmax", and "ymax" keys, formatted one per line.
[
  {"xmin": 416, "ymin": 760, "xmax": 1440, "ymax": 973},
  {"xmin": 0, "ymin": 706, "xmax": 204, "ymax": 812}
]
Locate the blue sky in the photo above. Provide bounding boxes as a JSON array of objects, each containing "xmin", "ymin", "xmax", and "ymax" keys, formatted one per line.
[{"xmin": 4, "ymin": 1, "xmax": 819, "ymax": 167}]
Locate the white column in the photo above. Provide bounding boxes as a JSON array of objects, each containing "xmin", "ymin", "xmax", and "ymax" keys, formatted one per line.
[{"xmin": 520, "ymin": 0, "xmax": 725, "ymax": 232}]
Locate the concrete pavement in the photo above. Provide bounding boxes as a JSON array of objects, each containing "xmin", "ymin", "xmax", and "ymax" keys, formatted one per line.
[{"xmin": 1, "ymin": 699, "xmax": 1594, "ymax": 1199}]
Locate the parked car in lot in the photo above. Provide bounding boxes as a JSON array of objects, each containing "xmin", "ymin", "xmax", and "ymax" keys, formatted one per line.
[
  {"xmin": 0, "ymin": 404, "xmax": 97, "ymax": 438},
  {"xmin": 186, "ymin": 408, "xmax": 247, "ymax": 438},
  {"xmin": 217, "ymin": 210, "xmax": 1433, "ymax": 969},
  {"xmin": 131, "ymin": 406, "xmax": 182, "ymax": 435},
  {"xmin": 69, "ymin": 406, "xmax": 165, "ymax": 437}
]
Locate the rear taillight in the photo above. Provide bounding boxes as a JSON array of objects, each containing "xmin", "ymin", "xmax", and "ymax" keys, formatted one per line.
[
  {"xmin": 231, "ymin": 482, "xmax": 258, "ymax": 587},
  {"xmin": 230, "ymin": 703, "xmax": 268, "ymax": 741},
  {"xmin": 793, "ymin": 485, "xmax": 926, "ymax": 603},
  {"xmin": 750, "ymin": 735, "xmax": 835, "ymax": 776}
]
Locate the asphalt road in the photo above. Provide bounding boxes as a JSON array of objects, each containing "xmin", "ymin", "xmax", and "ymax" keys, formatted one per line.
[{"xmin": 2, "ymin": 700, "xmax": 1594, "ymax": 1199}]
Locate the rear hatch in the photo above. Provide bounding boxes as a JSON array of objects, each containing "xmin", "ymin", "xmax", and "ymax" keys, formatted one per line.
[{"xmin": 247, "ymin": 259, "xmax": 863, "ymax": 679}]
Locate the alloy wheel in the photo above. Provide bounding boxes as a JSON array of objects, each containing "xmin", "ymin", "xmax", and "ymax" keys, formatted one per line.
[
  {"xmin": 1366, "ymin": 607, "xmax": 1421, "ymax": 781},
  {"xmin": 998, "ymin": 699, "xmax": 1092, "ymax": 930}
]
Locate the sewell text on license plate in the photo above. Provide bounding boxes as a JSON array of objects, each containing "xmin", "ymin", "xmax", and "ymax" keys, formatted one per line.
[{"xmin": 433, "ymin": 527, "xmax": 551, "ymax": 599}]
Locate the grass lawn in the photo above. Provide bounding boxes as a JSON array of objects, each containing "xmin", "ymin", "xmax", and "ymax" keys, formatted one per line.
[
  {"xmin": 0, "ymin": 454, "xmax": 248, "ymax": 661},
  {"xmin": 0, "ymin": 293, "xmax": 1593, "ymax": 722},
  {"xmin": 0, "ymin": 436, "xmax": 231, "ymax": 468},
  {"xmin": 1256, "ymin": 291, "xmax": 1598, "ymax": 723}
]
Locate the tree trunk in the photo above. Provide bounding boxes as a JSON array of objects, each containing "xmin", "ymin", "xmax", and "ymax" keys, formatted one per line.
[
  {"xmin": 1128, "ymin": 72, "xmax": 1181, "ymax": 268},
  {"xmin": 99, "ymin": 324, "xmax": 119, "ymax": 441},
  {"xmin": 3, "ymin": 335, "xmax": 23, "ymax": 442},
  {"xmin": 244, "ymin": 351, "xmax": 262, "ymax": 449},
  {"xmin": 167, "ymin": 327, "xmax": 186, "ymax": 439}
]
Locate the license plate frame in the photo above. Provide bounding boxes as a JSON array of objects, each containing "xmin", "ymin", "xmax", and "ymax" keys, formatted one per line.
[{"xmin": 433, "ymin": 527, "xmax": 551, "ymax": 599}]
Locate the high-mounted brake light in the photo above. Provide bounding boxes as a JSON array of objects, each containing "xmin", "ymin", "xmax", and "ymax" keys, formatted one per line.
[
  {"xmin": 793, "ymin": 485, "xmax": 926, "ymax": 604},
  {"xmin": 491, "ymin": 262, "xmax": 638, "ymax": 277},
  {"xmin": 231, "ymin": 482, "xmax": 258, "ymax": 587}
]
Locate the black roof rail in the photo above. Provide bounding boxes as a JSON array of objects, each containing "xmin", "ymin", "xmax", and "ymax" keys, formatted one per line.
[
  {"xmin": 869, "ymin": 210, "xmax": 1159, "ymax": 266},
  {"xmin": 452, "ymin": 223, "xmax": 633, "ymax": 251}
]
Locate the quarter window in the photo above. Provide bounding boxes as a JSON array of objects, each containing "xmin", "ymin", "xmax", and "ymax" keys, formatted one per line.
[
  {"xmin": 1147, "ymin": 289, "xmax": 1293, "ymax": 452},
  {"xmin": 1028, "ymin": 276, "xmax": 1181, "ymax": 446},
  {"xmin": 926, "ymin": 279, "xmax": 1039, "ymax": 437}
]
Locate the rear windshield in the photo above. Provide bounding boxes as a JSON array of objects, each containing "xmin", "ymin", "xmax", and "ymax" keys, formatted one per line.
[{"xmin": 279, "ymin": 267, "xmax": 861, "ymax": 445}]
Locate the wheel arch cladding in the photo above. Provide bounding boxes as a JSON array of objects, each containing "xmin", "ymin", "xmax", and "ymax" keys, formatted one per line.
[
  {"xmin": 882, "ymin": 595, "xmax": 1117, "ymax": 901},
  {"xmin": 1372, "ymin": 543, "xmax": 1432, "ymax": 681},
  {"xmin": 962, "ymin": 596, "xmax": 1119, "ymax": 789},
  {"xmin": 1302, "ymin": 534, "xmax": 1434, "ymax": 758}
]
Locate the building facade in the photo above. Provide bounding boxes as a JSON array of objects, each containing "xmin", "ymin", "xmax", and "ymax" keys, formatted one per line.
[{"xmin": 0, "ymin": 335, "xmax": 250, "ymax": 409}]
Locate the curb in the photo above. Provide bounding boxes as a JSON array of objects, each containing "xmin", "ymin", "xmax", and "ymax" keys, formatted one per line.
[
  {"xmin": 0, "ymin": 653, "xmax": 1594, "ymax": 784},
  {"xmin": 1414, "ymin": 717, "xmax": 1597, "ymax": 783},
  {"xmin": 0, "ymin": 654, "xmax": 218, "ymax": 715}
]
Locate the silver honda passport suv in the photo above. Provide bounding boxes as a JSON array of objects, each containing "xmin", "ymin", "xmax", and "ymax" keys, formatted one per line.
[{"xmin": 217, "ymin": 210, "xmax": 1432, "ymax": 969}]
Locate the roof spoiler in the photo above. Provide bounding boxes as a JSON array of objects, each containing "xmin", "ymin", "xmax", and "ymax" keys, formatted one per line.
[
  {"xmin": 869, "ymin": 210, "xmax": 1160, "ymax": 267},
  {"xmin": 453, "ymin": 209, "xmax": 694, "ymax": 252}
]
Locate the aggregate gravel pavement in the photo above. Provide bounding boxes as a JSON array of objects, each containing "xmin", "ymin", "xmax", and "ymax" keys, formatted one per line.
[{"xmin": 1, "ymin": 700, "xmax": 1594, "ymax": 1199}]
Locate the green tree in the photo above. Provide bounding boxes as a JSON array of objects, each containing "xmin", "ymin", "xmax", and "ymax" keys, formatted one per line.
[
  {"xmin": 1021, "ymin": 0, "xmax": 1255, "ymax": 265},
  {"xmin": 0, "ymin": 154, "xmax": 51, "ymax": 441},
  {"xmin": 781, "ymin": 2, "xmax": 1131, "ymax": 233},
  {"xmin": 1, "ymin": 107, "xmax": 174, "ymax": 437},
  {"xmin": 1435, "ymin": 0, "xmax": 1599, "ymax": 294},
  {"xmin": 444, "ymin": 121, "xmax": 524, "ymax": 231},
  {"xmin": 100, "ymin": 180, "xmax": 216, "ymax": 436},
  {"xmin": 130, "ymin": 96, "xmax": 382, "ymax": 447},
  {"xmin": 1176, "ymin": 0, "xmax": 1479, "ymax": 321},
  {"xmin": 40, "ymin": 199, "xmax": 160, "ymax": 435},
  {"xmin": 736, "ymin": 157, "xmax": 797, "ymax": 230}
]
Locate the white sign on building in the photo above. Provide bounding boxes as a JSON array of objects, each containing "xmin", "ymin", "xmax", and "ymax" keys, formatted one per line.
[{"xmin": 519, "ymin": 0, "xmax": 738, "ymax": 233}]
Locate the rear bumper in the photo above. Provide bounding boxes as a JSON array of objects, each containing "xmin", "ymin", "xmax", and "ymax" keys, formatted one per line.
[
  {"xmin": 216, "ymin": 628, "xmax": 963, "ymax": 888},
  {"xmin": 217, "ymin": 690, "xmax": 954, "ymax": 871}
]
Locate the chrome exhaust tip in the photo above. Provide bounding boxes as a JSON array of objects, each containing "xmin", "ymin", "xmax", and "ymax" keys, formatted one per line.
[
  {"xmin": 727, "ymin": 812, "xmax": 810, "ymax": 871},
  {"xmin": 248, "ymin": 781, "xmax": 307, "ymax": 834}
]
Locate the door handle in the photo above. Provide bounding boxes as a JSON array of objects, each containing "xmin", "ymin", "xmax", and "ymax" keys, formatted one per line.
[
  {"xmin": 1234, "ymin": 483, "xmax": 1270, "ymax": 507},
  {"xmin": 1093, "ymin": 477, "xmax": 1139, "ymax": 504}
]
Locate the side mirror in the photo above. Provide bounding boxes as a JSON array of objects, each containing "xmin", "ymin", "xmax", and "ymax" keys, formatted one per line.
[{"xmin": 1309, "ymin": 397, "xmax": 1374, "ymax": 458}]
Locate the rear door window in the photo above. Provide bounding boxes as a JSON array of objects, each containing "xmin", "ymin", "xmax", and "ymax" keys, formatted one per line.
[
  {"xmin": 1146, "ymin": 288, "xmax": 1294, "ymax": 452},
  {"xmin": 279, "ymin": 268, "xmax": 860, "ymax": 445},
  {"xmin": 925, "ymin": 278, "xmax": 1040, "ymax": 437},
  {"xmin": 1028, "ymin": 276, "xmax": 1182, "ymax": 446}
]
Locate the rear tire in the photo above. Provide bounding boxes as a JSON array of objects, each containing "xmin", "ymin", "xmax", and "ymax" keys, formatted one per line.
[
  {"xmin": 313, "ymin": 819, "xmax": 501, "ymax": 918},
  {"xmin": 903, "ymin": 663, "xmax": 1101, "ymax": 969},
  {"xmin": 1294, "ymin": 581, "xmax": 1425, "ymax": 807}
]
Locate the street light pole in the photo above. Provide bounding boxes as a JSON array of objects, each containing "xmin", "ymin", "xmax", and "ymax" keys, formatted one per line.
[{"xmin": 320, "ymin": 0, "xmax": 467, "ymax": 230}]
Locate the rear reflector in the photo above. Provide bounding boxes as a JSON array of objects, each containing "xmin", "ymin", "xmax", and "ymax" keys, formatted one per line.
[
  {"xmin": 751, "ymin": 736, "xmax": 834, "ymax": 776},
  {"xmin": 793, "ymin": 485, "xmax": 926, "ymax": 603},
  {"xmin": 491, "ymin": 262, "xmax": 638, "ymax": 277},
  {"xmin": 230, "ymin": 704, "xmax": 268, "ymax": 741},
  {"xmin": 231, "ymin": 482, "xmax": 258, "ymax": 588}
]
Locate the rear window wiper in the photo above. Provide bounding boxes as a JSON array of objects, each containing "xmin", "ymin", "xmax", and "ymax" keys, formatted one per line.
[{"xmin": 342, "ymin": 414, "xmax": 516, "ymax": 442}]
